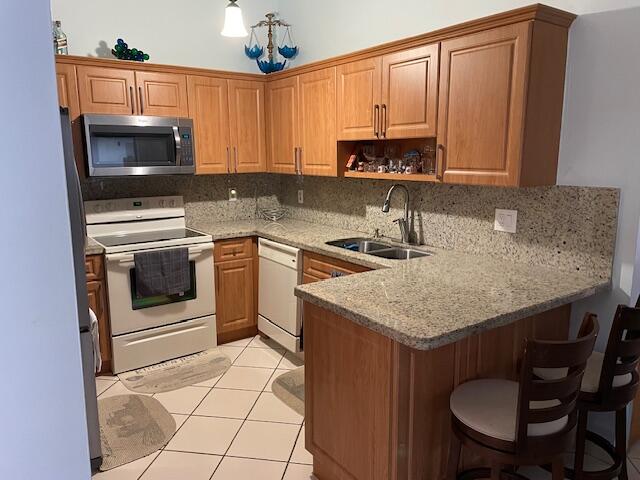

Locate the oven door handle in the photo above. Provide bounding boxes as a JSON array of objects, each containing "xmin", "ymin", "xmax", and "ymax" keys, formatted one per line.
[{"xmin": 107, "ymin": 244, "xmax": 213, "ymax": 265}]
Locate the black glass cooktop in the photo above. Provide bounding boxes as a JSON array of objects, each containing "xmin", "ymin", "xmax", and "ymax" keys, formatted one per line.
[{"xmin": 93, "ymin": 228, "xmax": 207, "ymax": 247}]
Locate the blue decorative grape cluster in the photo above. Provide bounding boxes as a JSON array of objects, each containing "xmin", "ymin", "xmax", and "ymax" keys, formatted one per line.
[{"xmin": 112, "ymin": 38, "xmax": 149, "ymax": 62}]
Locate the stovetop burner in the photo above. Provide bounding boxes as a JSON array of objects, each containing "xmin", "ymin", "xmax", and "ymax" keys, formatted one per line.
[{"xmin": 92, "ymin": 228, "xmax": 207, "ymax": 248}]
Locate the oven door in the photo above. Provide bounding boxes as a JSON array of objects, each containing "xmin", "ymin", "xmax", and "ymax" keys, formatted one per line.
[
  {"xmin": 83, "ymin": 114, "xmax": 195, "ymax": 176},
  {"xmin": 106, "ymin": 243, "xmax": 215, "ymax": 336}
]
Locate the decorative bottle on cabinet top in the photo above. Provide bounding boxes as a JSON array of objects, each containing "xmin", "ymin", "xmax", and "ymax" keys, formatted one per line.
[{"xmin": 52, "ymin": 20, "xmax": 68, "ymax": 55}]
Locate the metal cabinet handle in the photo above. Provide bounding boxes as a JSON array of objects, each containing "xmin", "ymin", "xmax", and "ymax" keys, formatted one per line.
[
  {"xmin": 297, "ymin": 147, "xmax": 303, "ymax": 175},
  {"xmin": 138, "ymin": 86, "xmax": 144, "ymax": 115},
  {"xmin": 234, "ymin": 146, "xmax": 238, "ymax": 173},
  {"xmin": 294, "ymin": 147, "xmax": 300, "ymax": 175},
  {"xmin": 436, "ymin": 144, "xmax": 445, "ymax": 180},
  {"xmin": 129, "ymin": 86, "xmax": 135, "ymax": 115},
  {"xmin": 226, "ymin": 146, "xmax": 231, "ymax": 174},
  {"xmin": 374, "ymin": 104, "xmax": 380, "ymax": 138},
  {"xmin": 381, "ymin": 104, "xmax": 387, "ymax": 138}
]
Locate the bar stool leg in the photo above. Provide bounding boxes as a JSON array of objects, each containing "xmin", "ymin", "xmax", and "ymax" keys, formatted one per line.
[
  {"xmin": 552, "ymin": 456, "xmax": 565, "ymax": 480},
  {"xmin": 446, "ymin": 433, "xmax": 462, "ymax": 479},
  {"xmin": 616, "ymin": 408, "xmax": 628, "ymax": 480},
  {"xmin": 574, "ymin": 409, "xmax": 588, "ymax": 480}
]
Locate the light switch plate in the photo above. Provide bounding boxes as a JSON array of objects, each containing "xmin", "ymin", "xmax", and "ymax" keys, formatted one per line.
[
  {"xmin": 228, "ymin": 188, "xmax": 238, "ymax": 202},
  {"xmin": 494, "ymin": 209, "xmax": 518, "ymax": 233},
  {"xmin": 297, "ymin": 189, "xmax": 304, "ymax": 204}
]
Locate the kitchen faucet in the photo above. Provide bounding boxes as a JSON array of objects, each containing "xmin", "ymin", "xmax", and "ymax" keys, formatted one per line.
[{"xmin": 382, "ymin": 184, "xmax": 411, "ymax": 244}]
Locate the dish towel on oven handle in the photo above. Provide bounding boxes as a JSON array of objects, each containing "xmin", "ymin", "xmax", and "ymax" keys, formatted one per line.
[
  {"xmin": 89, "ymin": 308, "xmax": 102, "ymax": 373},
  {"xmin": 134, "ymin": 247, "xmax": 191, "ymax": 298}
]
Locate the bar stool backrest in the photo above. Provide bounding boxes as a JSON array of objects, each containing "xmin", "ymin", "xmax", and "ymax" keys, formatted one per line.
[
  {"xmin": 515, "ymin": 314, "xmax": 599, "ymax": 451},
  {"xmin": 598, "ymin": 305, "xmax": 640, "ymax": 405}
]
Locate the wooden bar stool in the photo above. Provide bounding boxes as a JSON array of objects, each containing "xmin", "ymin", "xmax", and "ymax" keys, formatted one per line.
[
  {"xmin": 537, "ymin": 304, "xmax": 640, "ymax": 480},
  {"xmin": 446, "ymin": 313, "xmax": 599, "ymax": 480}
]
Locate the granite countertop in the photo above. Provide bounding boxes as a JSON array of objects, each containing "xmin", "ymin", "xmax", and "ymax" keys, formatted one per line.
[
  {"xmin": 190, "ymin": 218, "xmax": 610, "ymax": 351},
  {"xmin": 85, "ymin": 237, "xmax": 104, "ymax": 256}
]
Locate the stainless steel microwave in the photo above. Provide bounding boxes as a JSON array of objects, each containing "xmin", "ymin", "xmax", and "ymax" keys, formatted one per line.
[{"xmin": 82, "ymin": 114, "xmax": 195, "ymax": 176}]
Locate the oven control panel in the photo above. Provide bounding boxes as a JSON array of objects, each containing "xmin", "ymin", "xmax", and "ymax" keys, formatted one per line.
[{"xmin": 85, "ymin": 196, "xmax": 185, "ymax": 224}]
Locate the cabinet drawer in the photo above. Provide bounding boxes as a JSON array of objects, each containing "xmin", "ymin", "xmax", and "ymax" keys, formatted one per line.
[
  {"xmin": 214, "ymin": 237, "xmax": 254, "ymax": 262},
  {"xmin": 303, "ymin": 251, "xmax": 370, "ymax": 281},
  {"xmin": 85, "ymin": 255, "xmax": 104, "ymax": 281}
]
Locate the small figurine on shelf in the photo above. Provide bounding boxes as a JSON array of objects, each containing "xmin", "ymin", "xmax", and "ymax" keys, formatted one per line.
[{"xmin": 112, "ymin": 39, "xmax": 150, "ymax": 62}]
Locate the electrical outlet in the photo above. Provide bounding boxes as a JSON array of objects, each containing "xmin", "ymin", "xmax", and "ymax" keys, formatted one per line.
[
  {"xmin": 297, "ymin": 189, "xmax": 304, "ymax": 204},
  {"xmin": 494, "ymin": 209, "xmax": 517, "ymax": 233},
  {"xmin": 228, "ymin": 188, "xmax": 238, "ymax": 202}
]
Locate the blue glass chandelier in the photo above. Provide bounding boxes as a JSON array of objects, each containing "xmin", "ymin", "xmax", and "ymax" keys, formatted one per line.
[{"xmin": 244, "ymin": 13, "xmax": 298, "ymax": 74}]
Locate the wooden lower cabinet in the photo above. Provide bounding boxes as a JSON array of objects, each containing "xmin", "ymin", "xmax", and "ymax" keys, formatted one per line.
[
  {"xmin": 85, "ymin": 255, "xmax": 112, "ymax": 375},
  {"xmin": 304, "ymin": 302, "xmax": 571, "ymax": 479},
  {"xmin": 214, "ymin": 238, "xmax": 258, "ymax": 344},
  {"xmin": 302, "ymin": 251, "xmax": 370, "ymax": 283}
]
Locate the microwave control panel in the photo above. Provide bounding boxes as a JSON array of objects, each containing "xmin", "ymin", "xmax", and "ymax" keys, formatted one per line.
[{"xmin": 179, "ymin": 129, "xmax": 194, "ymax": 166}]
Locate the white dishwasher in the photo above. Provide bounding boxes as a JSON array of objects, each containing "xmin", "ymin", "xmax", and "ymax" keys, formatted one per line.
[{"xmin": 258, "ymin": 238, "xmax": 302, "ymax": 352}]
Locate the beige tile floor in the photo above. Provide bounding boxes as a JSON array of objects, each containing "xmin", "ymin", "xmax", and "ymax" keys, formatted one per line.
[
  {"xmin": 92, "ymin": 335, "xmax": 310, "ymax": 480},
  {"xmin": 92, "ymin": 335, "xmax": 640, "ymax": 480}
]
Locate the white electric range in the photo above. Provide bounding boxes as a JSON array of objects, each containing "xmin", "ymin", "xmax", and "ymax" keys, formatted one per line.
[{"xmin": 86, "ymin": 196, "xmax": 216, "ymax": 373}]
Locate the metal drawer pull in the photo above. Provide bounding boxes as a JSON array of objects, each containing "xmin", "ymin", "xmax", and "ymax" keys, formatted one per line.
[{"xmin": 374, "ymin": 104, "xmax": 380, "ymax": 138}]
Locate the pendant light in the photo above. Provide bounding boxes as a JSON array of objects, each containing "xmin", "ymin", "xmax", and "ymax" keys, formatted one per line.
[{"xmin": 221, "ymin": 0, "xmax": 248, "ymax": 37}]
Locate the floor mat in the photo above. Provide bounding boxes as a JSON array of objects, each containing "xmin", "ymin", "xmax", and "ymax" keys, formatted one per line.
[
  {"xmin": 118, "ymin": 348, "xmax": 231, "ymax": 394},
  {"xmin": 98, "ymin": 394, "xmax": 175, "ymax": 471}
]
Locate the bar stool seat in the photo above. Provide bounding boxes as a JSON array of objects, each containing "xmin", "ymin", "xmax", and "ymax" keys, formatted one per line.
[
  {"xmin": 450, "ymin": 379, "xmax": 568, "ymax": 442},
  {"xmin": 534, "ymin": 351, "xmax": 633, "ymax": 393}
]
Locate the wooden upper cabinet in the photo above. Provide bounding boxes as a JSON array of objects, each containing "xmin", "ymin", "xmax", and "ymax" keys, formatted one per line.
[
  {"xmin": 438, "ymin": 23, "xmax": 531, "ymax": 186},
  {"xmin": 56, "ymin": 64, "xmax": 80, "ymax": 119},
  {"xmin": 228, "ymin": 80, "xmax": 267, "ymax": 173},
  {"xmin": 336, "ymin": 57, "xmax": 382, "ymax": 140},
  {"xmin": 77, "ymin": 66, "xmax": 137, "ymax": 115},
  {"xmin": 215, "ymin": 258, "xmax": 256, "ymax": 334},
  {"xmin": 187, "ymin": 75, "xmax": 231, "ymax": 175},
  {"xmin": 381, "ymin": 44, "xmax": 439, "ymax": 139},
  {"xmin": 298, "ymin": 67, "xmax": 337, "ymax": 176},
  {"xmin": 266, "ymin": 76, "xmax": 299, "ymax": 174},
  {"xmin": 135, "ymin": 71, "xmax": 188, "ymax": 117}
]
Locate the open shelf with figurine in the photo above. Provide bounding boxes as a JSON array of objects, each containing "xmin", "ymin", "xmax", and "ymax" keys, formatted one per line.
[{"xmin": 338, "ymin": 138, "xmax": 439, "ymax": 182}]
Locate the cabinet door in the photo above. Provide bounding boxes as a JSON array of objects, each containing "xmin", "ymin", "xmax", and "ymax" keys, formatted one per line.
[
  {"xmin": 266, "ymin": 76, "xmax": 298, "ymax": 174},
  {"xmin": 437, "ymin": 23, "xmax": 531, "ymax": 186},
  {"xmin": 298, "ymin": 67, "xmax": 337, "ymax": 177},
  {"xmin": 228, "ymin": 80, "xmax": 267, "ymax": 173},
  {"xmin": 87, "ymin": 280, "xmax": 112, "ymax": 374},
  {"xmin": 336, "ymin": 57, "xmax": 382, "ymax": 140},
  {"xmin": 135, "ymin": 71, "xmax": 189, "ymax": 117},
  {"xmin": 215, "ymin": 258, "xmax": 256, "ymax": 334},
  {"xmin": 381, "ymin": 44, "xmax": 439, "ymax": 139},
  {"xmin": 56, "ymin": 63, "xmax": 80, "ymax": 119},
  {"xmin": 77, "ymin": 66, "xmax": 137, "ymax": 115},
  {"xmin": 187, "ymin": 75, "xmax": 231, "ymax": 174},
  {"xmin": 56, "ymin": 63, "xmax": 87, "ymax": 176}
]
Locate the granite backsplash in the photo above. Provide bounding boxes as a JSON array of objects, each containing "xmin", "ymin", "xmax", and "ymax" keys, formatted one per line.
[
  {"xmin": 81, "ymin": 174, "xmax": 279, "ymax": 223},
  {"xmin": 82, "ymin": 173, "xmax": 619, "ymax": 282},
  {"xmin": 278, "ymin": 176, "xmax": 619, "ymax": 281}
]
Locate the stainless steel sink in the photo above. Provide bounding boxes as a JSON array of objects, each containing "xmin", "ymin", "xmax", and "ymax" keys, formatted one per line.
[
  {"xmin": 326, "ymin": 238, "xmax": 431, "ymax": 260},
  {"xmin": 368, "ymin": 247, "xmax": 431, "ymax": 260},
  {"xmin": 325, "ymin": 238, "xmax": 390, "ymax": 253}
]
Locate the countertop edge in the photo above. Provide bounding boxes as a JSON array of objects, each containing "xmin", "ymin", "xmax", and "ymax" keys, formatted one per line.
[{"xmin": 295, "ymin": 280, "xmax": 611, "ymax": 351}]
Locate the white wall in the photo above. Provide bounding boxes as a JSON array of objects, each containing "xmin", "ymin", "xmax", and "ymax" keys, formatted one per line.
[
  {"xmin": 556, "ymin": 6, "xmax": 640, "ymax": 348},
  {"xmin": 277, "ymin": 0, "xmax": 640, "ymax": 65},
  {"xmin": 49, "ymin": 0, "xmax": 278, "ymax": 72},
  {"xmin": 0, "ymin": 1, "xmax": 91, "ymax": 478}
]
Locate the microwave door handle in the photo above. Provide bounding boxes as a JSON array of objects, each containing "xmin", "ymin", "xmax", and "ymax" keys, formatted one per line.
[{"xmin": 173, "ymin": 126, "xmax": 182, "ymax": 166}]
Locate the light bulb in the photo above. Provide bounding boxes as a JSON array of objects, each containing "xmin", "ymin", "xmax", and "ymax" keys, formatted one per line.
[{"xmin": 221, "ymin": 0, "xmax": 248, "ymax": 37}]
